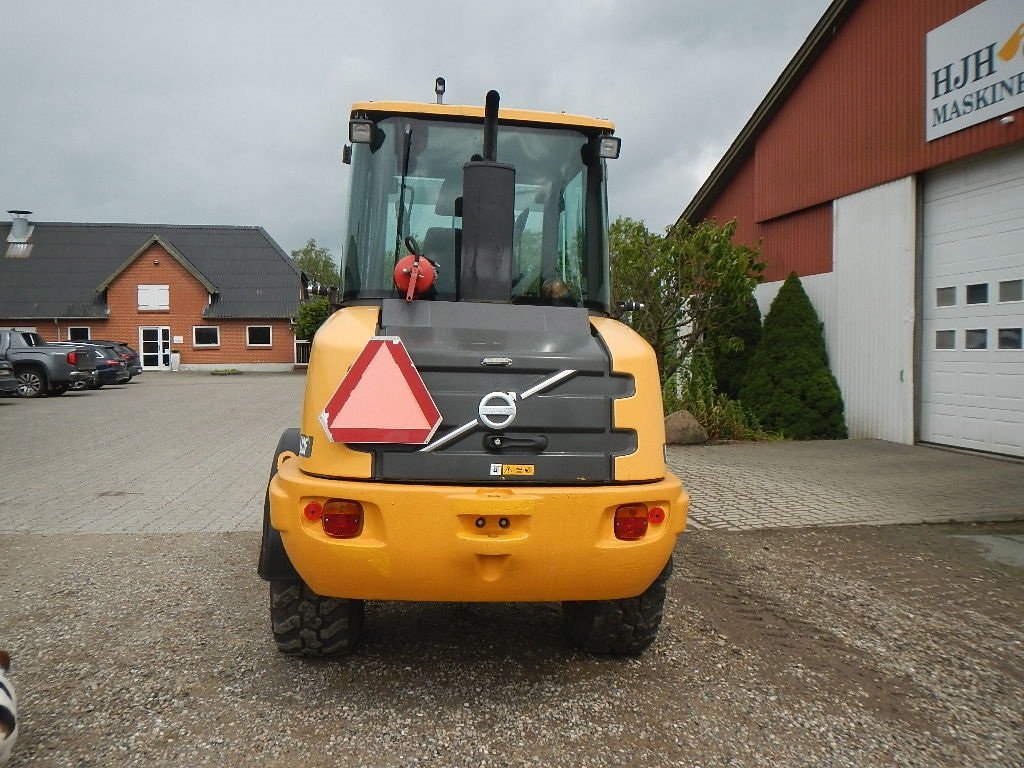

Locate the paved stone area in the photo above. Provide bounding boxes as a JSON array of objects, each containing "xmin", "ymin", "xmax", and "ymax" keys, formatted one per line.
[
  {"xmin": 669, "ymin": 439, "xmax": 1024, "ymax": 531},
  {"xmin": 0, "ymin": 373, "xmax": 302, "ymax": 534},
  {"xmin": 0, "ymin": 373, "xmax": 1021, "ymax": 534}
]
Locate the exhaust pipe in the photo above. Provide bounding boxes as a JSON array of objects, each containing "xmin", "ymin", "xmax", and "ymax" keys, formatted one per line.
[
  {"xmin": 459, "ymin": 90, "xmax": 515, "ymax": 302},
  {"xmin": 482, "ymin": 90, "xmax": 499, "ymax": 161}
]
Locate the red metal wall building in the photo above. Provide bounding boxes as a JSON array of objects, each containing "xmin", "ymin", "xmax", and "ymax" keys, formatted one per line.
[{"xmin": 696, "ymin": 0, "xmax": 1024, "ymax": 282}]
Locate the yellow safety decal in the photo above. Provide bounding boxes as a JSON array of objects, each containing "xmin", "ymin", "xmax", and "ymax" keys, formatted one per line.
[{"xmin": 490, "ymin": 463, "xmax": 535, "ymax": 476}]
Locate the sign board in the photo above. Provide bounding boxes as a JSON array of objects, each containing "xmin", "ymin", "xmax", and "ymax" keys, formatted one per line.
[
  {"xmin": 319, "ymin": 336, "xmax": 441, "ymax": 444},
  {"xmin": 926, "ymin": 0, "xmax": 1024, "ymax": 141}
]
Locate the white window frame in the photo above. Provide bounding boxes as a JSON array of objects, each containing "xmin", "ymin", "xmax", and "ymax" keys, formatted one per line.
[
  {"xmin": 192, "ymin": 326, "xmax": 221, "ymax": 348},
  {"xmin": 67, "ymin": 326, "xmax": 91, "ymax": 341},
  {"xmin": 246, "ymin": 325, "xmax": 273, "ymax": 347},
  {"xmin": 138, "ymin": 284, "xmax": 170, "ymax": 310}
]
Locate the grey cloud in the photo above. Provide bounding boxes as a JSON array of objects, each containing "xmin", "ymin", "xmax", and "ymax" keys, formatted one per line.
[{"xmin": 0, "ymin": 0, "xmax": 830, "ymax": 256}]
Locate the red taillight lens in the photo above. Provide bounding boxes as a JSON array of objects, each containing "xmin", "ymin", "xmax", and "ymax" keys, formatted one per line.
[
  {"xmin": 303, "ymin": 501, "xmax": 323, "ymax": 521},
  {"xmin": 648, "ymin": 506, "xmax": 666, "ymax": 525},
  {"xmin": 614, "ymin": 504, "xmax": 649, "ymax": 541},
  {"xmin": 67, "ymin": 351, "xmax": 78, "ymax": 365},
  {"xmin": 322, "ymin": 499, "xmax": 363, "ymax": 538}
]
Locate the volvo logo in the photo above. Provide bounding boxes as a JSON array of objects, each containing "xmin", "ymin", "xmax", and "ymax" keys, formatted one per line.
[
  {"xmin": 478, "ymin": 391, "xmax": 517, "ymax": 430},
  {"xmin": 419, "ymin": 369, "xmax": 577, "ymax": 453}
]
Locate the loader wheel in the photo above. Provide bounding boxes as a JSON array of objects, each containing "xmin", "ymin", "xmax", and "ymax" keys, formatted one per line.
[
  {"xmin": 562, "ymin": 557, "xmax": 672, "ymax": 656},
  {"xmin": 269, "ymin": 580, "xmax": 364, "ymax": 656}
]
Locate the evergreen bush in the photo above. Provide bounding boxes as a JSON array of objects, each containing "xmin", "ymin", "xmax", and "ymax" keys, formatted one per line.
[
  {"xmin": 709, "ymin": 290, "xmax": 762, "ymax": 400},
  {"xmin": 739, "ymin": 273, "xmax": 847, "ymax": 439},
  {"xmin": 668, "ymin": 352, "xmax": 774, "ymax": 441}
]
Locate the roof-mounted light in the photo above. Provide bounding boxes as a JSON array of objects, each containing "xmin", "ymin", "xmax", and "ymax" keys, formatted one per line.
[
  {"xmin": 349, "ymin": 119, "xmax": 374, "ymax": 144},
  {"xmin": 596, "ymin": 135, "xmax": 621, "ymax": 159}
]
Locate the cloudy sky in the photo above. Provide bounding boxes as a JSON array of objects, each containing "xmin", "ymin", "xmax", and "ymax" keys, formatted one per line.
[{"xmin": 0, "ymin": 0, "xmax": 831, "ymax": 259}]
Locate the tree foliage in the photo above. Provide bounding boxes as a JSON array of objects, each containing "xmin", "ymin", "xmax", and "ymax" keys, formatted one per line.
[
  {"xmin": 708, "ymin": 290, "xmax": 762, "ymax": 400},
  {"xmin": 609, "ymin": 217, "xmax": 764, "ymax": 389},
  {"xmin": 739, "ymin": 273, "xmax": 847, "ymax": 439},
  {"xmin": 295, "ymin": 296, "xmax": 332, "ymax": 341},
  {"xmin": 291, "ymin": 238, "xmax": 339, "ymax": 289}
]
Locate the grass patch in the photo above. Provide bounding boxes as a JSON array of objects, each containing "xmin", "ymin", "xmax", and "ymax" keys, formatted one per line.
[{"xmin": 211, "ymin": 368, "xmax": 243, "ymax": 376}]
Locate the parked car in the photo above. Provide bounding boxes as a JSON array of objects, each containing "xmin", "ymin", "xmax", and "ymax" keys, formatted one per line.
[
  {"xmin": 68, "ymin": 343, "xmax": 130, "ymax": 389},
  {"xmin": 0, "ymin": 330, "xmax": 95, "ymax": 397},
  {"xmin": 0, "ymin": 359, "xmax": 19, "ymax": 397},
  {"xmin": 88, "ymin": 340, "xmax": 142, "ymax": 379}
]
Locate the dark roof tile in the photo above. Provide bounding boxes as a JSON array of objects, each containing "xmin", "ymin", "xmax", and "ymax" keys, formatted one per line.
[{"xmin": 0, "ymin": 222, "xmax": 301, "ymax": 319}]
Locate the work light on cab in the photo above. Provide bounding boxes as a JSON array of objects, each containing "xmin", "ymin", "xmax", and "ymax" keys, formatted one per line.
[
  {"xmin": 348, "ymin": 120, "xmax": 374, "ymax": 144},
  {"xmin": 596, "ymin": 135, "xmax": 621, "ymax": 159}
]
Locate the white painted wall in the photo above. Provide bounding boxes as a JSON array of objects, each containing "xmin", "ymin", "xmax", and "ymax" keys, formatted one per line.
[
  {"xmin": 755, "ymin": 177, "xmax": 917, "ymax": 443},
  {"xmin": 920, "ymin": 144, "xmax": 1024, "ymax": 457}
]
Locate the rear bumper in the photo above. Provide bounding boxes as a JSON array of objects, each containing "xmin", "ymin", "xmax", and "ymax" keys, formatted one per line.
[{"xmin": 269, "ymin": 456, "xmax": 688, "ymax": 602}]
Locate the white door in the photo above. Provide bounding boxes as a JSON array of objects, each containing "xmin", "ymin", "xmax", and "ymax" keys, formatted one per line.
[
  {"xmin": 139, "ymin": 326, "xmax": 171, "ymax": 371},
  {"xmin": 920, "ymin": 144, "xmax": 1024, "ymax": 457}
]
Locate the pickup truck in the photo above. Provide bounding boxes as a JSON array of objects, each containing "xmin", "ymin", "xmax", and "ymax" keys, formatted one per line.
[{"xmin": 0, "ymin": 330, "xmax": 96, "ymax": 397}]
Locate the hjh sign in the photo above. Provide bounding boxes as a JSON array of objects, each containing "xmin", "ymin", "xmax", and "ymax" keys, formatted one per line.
[{"xmin": 926, "ymin": 0, "xmax": 1024, "ymax": 141}]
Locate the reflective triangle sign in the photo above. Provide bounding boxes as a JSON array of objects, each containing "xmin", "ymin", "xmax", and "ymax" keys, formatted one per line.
[{"xmin": 319, "ymin": 336, "xmax": 442, "ymax": 444}]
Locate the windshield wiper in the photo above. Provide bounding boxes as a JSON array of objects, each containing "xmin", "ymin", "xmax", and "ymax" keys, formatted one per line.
[{"xmin": 394, "ymin": 124, "xmax": 413, "ymax": 259}]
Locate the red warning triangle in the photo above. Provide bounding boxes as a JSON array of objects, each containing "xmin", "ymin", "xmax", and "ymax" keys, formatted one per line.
[{"xmin": 320, "ymin": 336, "xmax": 441, "ymax": 444}]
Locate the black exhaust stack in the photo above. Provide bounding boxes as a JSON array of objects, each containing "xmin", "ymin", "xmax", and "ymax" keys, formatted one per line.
[{"xmin": 459, "ymin": 90, "xmax": 515, "ymax": 302}]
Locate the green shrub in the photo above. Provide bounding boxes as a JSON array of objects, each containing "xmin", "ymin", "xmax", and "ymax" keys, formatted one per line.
[
  {"xmin": 739, "ymin": 273, "xmax": 847, "ymax": 439},
  {"xmin": 671, "ymin": 352, "xmax": 773, "ymax": 441},
  {"xmin": 296, "ymin": 296, "xmax": 332, "ymax": 341},
  {"xmin": 708, "ymin": 289, "xmax": 762, "ymax": 400}
]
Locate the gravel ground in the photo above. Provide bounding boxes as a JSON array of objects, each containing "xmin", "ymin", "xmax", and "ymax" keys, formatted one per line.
[{"xmin": 2, "ymin": 522, "xmax": 1021, "ymax": 767}]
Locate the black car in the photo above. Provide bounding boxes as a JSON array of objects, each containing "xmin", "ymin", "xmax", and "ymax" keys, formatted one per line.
[
  {"xmin": 89, "ymin": 339, "xmax": 143, "ymax": 378},
  {"xmin": 0, "ymin": 358, "xmax": 19, "ymax": 397},
  {"xmin": 70, "ymin": 343, "xmax": 130, "ymax": 389}
]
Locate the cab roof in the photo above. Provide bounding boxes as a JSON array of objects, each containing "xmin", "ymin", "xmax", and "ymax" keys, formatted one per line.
[{"xmin": 350, "ymin": 101, "xmax": 615, "ymax": 133}]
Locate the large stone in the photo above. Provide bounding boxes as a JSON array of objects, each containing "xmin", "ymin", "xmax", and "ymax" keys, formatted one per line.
[{"xmin": 664, "ymin": 410, "xmax": 708, "ymax": 445}]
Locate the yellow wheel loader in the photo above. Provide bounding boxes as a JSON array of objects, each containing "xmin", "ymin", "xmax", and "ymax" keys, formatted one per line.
[{"xmin": 259, "ymin": 83, "xmax": 688, "ymax": 656}]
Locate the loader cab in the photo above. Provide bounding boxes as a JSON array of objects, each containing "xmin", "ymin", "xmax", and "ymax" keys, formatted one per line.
[{"xmin": 340, "ymin": 104, "xmax": 618, "ymax": 313}]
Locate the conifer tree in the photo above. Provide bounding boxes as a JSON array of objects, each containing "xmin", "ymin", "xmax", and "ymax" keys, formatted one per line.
[
  {"xmin": 739, "ymin": 273, "xmax": 847, "ymax": 439},
  {"xmin": 709, "ymin": 290, "xmax": 762, "ymax": 400}
]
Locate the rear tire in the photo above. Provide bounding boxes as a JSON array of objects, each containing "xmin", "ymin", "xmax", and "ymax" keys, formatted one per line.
[
  {"xmin": 15, "ymin": 368, "xmax": 46, "ymax": 398},
  {"xmin": 562, "ymin": 557, "xmax": 673, "ymax": 656},
  {"xmin": 269, "ymin": 580, "xmax": 364, "ymax": 656}
]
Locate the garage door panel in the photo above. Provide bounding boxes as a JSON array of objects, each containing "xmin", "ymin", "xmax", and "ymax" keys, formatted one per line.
[
  {"xmin": 991, "ymin": 372, "xmax": 1024, "ymax": 403},
  {"xmin": 921, "ymin": 145, "xmax": 1024, "ymax": 457},
  {"xmin": 991, "ymin": 422, "xmax": 1024, "ymax": 454}
]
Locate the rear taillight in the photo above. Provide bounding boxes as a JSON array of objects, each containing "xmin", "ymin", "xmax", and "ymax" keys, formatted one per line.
[
  {"xmin": 321, "ymin": 499, "xmax": 363, "ymax": 539},
  {"xmin": 614, "ymin": 504, "xmax": 649, "ymax": 541},
  {"xmin": 67, "ymin": 351, "xmax": 78, "ymax": 365}
]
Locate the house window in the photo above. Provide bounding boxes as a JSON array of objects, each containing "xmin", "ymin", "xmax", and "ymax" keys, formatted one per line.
[
  {"xmin": 193, "ymin": 326, "xmax": 220, "ymax": 347},
  {"xmin": 935, "ymin": 287, "xmax": 956, "ymax": 307},
  {"xmin": 998, "ymin": 328, "xmax": 1022, "ymax": 350},
  {"xmin": 247, "ymin": 325, "xmax": 272, "ymax": 347},
  {"xmin": 935, "ymin": 330, "xmax": 955, "ymax": 350},
  {"xmin": 965, "ymin": 283, "xmax": 988, "ymax": 305},
  {"xmin": 138, "ymin": 284, "xmax": 170, "ymax": 310},
  {"xmin": 999, "ymin": 279, "xmax": 1022, "ymax": 303},
  {"xmin": 965, "ymin": 329, "xmax": 987, "ymax": 350},
  {"xmin": 68, "ymin": 327, "xmax": 91, "ymax": 341}
]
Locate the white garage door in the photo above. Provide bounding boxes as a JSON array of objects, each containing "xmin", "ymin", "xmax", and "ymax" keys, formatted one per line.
[{"xmin": 921, "ymin": 143, "xmax": 1024, "ymax": 457}]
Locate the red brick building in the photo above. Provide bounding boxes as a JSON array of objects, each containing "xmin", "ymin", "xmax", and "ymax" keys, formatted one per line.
[{"xmin": 1, "ymin": 215, "xmax": 306, "ymax": 371}]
